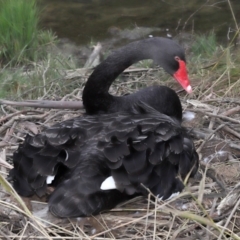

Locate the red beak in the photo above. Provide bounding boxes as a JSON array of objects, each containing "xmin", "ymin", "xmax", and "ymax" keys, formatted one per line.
[{"xmin": 173, "ymin": 59, "xmax": 192, "ymax": 93}]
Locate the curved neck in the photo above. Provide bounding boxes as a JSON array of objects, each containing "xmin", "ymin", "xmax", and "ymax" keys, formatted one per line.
[{"xmin": 82, "ymin": 39, "xmax": 160, "ymax": 114}]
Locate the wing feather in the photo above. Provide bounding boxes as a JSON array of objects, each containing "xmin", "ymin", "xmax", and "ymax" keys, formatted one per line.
[{"xmin": 9, "ymin": 102, "xmax": 199, "ymax": 217}]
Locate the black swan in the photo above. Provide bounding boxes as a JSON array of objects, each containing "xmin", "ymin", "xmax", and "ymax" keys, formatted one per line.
[
  {"xmin": 9, "ymin": 37, "xmax": 199, "ymax": 218},
  {"xmin": 82, "ymin": 37, "xmax": 192, "ymax": 117}
]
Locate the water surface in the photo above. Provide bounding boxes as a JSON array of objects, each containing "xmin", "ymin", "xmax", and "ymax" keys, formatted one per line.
[{"xmin": 39, "ymin": 0, "xmax": 240, "ymax": 45}]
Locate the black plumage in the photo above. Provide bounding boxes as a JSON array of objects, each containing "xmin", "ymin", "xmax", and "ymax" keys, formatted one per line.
[
  {"xmin": 9, "ymin": 102, "xmax": 198, "ymax": 217},
  {"xmin": 9, "ymin": 37, "xmax": 199, "ymax": 218}
]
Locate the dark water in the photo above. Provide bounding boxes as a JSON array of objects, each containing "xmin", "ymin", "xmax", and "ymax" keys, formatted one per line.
[{"xmin": 39, "ymin": 0, "xmax": 240, "ymax": 45}]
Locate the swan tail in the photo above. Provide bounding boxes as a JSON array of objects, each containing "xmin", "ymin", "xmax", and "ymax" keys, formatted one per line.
[
  {"xmin": 99, "ymin": 105, "xmax": 199, "ymax": 199},
  {"xmin": 49, "ymin": 185, "xmax": 127, "ymax": 218},
  {"xmin": 48, "ymin": 161, "xmax": 128, "ymax": 217}
]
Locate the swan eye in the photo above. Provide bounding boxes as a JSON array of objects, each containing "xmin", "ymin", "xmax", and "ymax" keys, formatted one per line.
[{"xmin": 175, "ymin": 56, "xmax": 180, "ymax": 61}]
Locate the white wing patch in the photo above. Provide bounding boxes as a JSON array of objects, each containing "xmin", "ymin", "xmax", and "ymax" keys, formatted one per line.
[
  {"xmin": 100, "ymin": 176, "xmax": 117, "ymax": 190},
  {"xmin": 46, "ymin": 175, "xmax": 55, "ymax": 184}
]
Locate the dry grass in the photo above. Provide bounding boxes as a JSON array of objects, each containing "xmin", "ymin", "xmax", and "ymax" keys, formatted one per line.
[{"xmin": 1, "ymin": 34, "xmax": 240, "ymax": 239}]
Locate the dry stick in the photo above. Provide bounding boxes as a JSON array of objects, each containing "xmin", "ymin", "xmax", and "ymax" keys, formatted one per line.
[
  {"xmin": 0, "ymin": 228, "xmax": 12, "ymax": 240},
  {"xmin": 90, "ymin": 212, "xmax": 154, "ymax": 239},
  {"xmin": 0, "ymin": 121, "xmax": 17, "ymax": 148},
  {"xmin": 0, "ymin": 148, "xmax": 12, "ymax": 169},
  {"xmin": 229, "ymin": 142, "xmax": 240, "ymax": 151},
  {"xmin": 144, "ymin": 194, "xmax": 151, "ymax": 237},
  {"xmin": 190, "ymin": 126, "xmax": 240, "ymax": 151},
  {"xmin": 61, "ymin": 88, "xmax": 82, "ymax": 101},
  {"xmin": 200, "ymin": 163, "xmax": 226, "ymax": 192},
  {"xmin": 156, "ymin": 200, "xmax": 239, "ymax": 240},
  {"xmin": 208, "ymin": 107, "xmax": 219, "ymax": 130},
  {"xmin": 191, "ymin": 108, "xmax": 240, "ymax": 125},
  {"xmin": 204, "ymin": 98, "xmax": 240, "ymax": 105},
  {"xmin": 197, "ymin": 124, "xmax": 225, "ymax": 154},
  {"xmin": 224, "ymin": 78, "xmax": 240, "ymax": 98},
  {"xmin": 42, "ymin": 57, "xmax": 50, "ymax": 96},
  {"xmin": 166, "ymin": 215, "xmax": 175, "ymax": 240},
  {"xmin": 216, "ymin": 119, "xmax": 240, "ymax": 139},
  {"xmin": 15, "ymin": 76, "xmax": 61, "ymax": 99},
  {"xmin": 0, "ymin": 181, "xmax": 51, "ymax": 239},
  {"xmin": 31, "ymin": 214, "xmax": 84, "ymax": 238},
  {"xmin": 221, "ymin": 106, "xmax": 240, "ymax": 116},
  {"xmin": 202, "ymin": 68, "xmax": 228, "ymax": 97},
  {"xmin": 206, "ymin": 198, "xmax": 218, "ymax": 240},
  {"xmin": 153, "ymin": 196, "xmax": 157, "ymax": 240},
  {"xmin": 227, "ymin": 0, "xmax": 240, "ymax": 32},
  {"xmin": 63, "ymin": 66, "xmax": 150, "ymax": 82},
  {"xmin": 177, "ymin": 224, "xmax": 203, "ymax": 240},
  {"xmin": 4, "ymin": 105, "xmax": 18, "ymax": 113},
  {"xmin": 0, "ymin": 99, "xmax": 83, "ymax": 109},
  {"xmin": 0, "ymin": 110, "xmax": 44, "ymax": 123},
  {"xmin": 43, "ymin": 110, "xmax": 79, "ymax": 125},
  {"xmin": 190, "ymin": 128, "xmax": 210, "ymax": 140},
  {"xmin": 84, "ymin": 42, "xmax": 102, "ymax": 68},
  {"xmin": 40, "ymin": 82, "xmax": 54, "ymax": 100},
  {"xmin": 124, "ymin": 67, "xmax": 154, "ymax": 73},
  {"xmin": 217, "ymin": 197, "xmax": 240, "ymax": 240},
  {"xmin": 0, "ymin": 113, "xmax": 49, "ymax": 135},
  {"xmin": 171, "ymin": 222, "xmax": 191, "ymax": 240}
]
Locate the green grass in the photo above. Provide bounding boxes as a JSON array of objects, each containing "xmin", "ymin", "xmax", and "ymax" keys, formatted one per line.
[
  {"xmin": 0, "ymin": 0, "xmax": 56, "ymax": 66},
  {"xmin": 0, "ymin": 29, "xmax": 240, "ymax": 101},
  {"xmin": 191, "ymin": 31, "xmax": 218, "ymax": 58},
  {"xmin": 187, "ymin": 32, "xmax": 240, "ymax": 98},
  {"xmin": 0, "ymin": 52, "xmax": 80, "ymax": 99}
]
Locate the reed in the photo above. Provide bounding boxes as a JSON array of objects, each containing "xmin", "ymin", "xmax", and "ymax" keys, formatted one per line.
[{"xmin": 0, "ymin": 0, "xmax": 55, "ymax": 65}]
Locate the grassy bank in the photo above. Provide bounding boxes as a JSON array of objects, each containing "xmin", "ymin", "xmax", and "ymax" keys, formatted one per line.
[
  {"xmin": 0, "ymin": 0, "xmax": 56, "ymax": 66},
  {"xmin": 0, "ymin": 31, "xmax": 240, "ymax": 100}
]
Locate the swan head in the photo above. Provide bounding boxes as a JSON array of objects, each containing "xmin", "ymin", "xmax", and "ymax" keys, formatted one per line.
[
  {"xmin": 149, "ymin": 38, "xmax": 192, "ymax": 93},
  {"xmin": 173, "ymin": 56, "xmax": 192, "ymax": 93}
]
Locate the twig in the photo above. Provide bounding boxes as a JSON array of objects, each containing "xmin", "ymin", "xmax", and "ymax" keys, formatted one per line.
[
  {"xmin": 197, "ymin": 124, "xmax": 225, "ymax": 153},
  {"xmin": 208, "ymin": 108, "xmax": 219, "ymax": 130},
  {"xmin": 217, "ymin": 197, "xmax": 240, "ymax": 240},
  {"xmin": 221, "ymin": 106, "xmax": 240, "ymax": 116},
  {"xmin": 0, "ymin": 110, "xmax": 44, "ymax": 123},
  {"xmin": 191, "ymin": 108, "xmax": 240, "ymax": 125},
  {"xmin": 61, "ymin": 88, "xmax": 82, "ymax": 101},
  {"xmin": 203, "ymin": 98, "xmax": 240, "ymax": 105},
  {"xmin": 227, "ymin": 0, "xmax": 239, "ymax": 33},
  {"xmin": 84, "ymin": 42, "xmax": 102, "ymax": 68},
  {"xmin": 0, "ymin": 113, "xmax": 49, "ymax": 135},
  {"xmin": 0, "ymin": 99, "xmax": 83, "ymax": 109},
  {"xmin": 42, "ymin": 57, "xmax": 50, "ymax": 96},
  {"xmin": 229, "ymin": 142, "xmax": 240, "ymax": 151},
  {"xmin": 4, "ymin": 105, "xmax": 18, "ymax": 113},
  {"xmin": 0, "ymin": 122, "xmax": 17, "ymax": 148},
  {"xmin": 43, "ymin": 110, "xmax": 78, "ymax": 125},
  {"xmin": 0, "ymin": 148, "xmax": 12, "ymax": 169},
  {"xmin": 200, "ymin": 163, "xmax": 226, "ymax": 192},
  {"xmin": 0, "ymin": 228, "xmax": 12, "ymax": 240},
  {"xmin": 216, "ymin": 119, "xmax": 240, "ymax": 139}
]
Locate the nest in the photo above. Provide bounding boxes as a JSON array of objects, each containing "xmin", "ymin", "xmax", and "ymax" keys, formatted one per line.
[{"xmin": 1, "ymin": 66, "xmax": 240, "ymax": 240}]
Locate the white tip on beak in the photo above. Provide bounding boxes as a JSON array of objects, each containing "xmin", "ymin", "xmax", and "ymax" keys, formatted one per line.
[
  {"xmin": 100, "ymin": 176, "xmax": 117, "ymax": 190},
  {"xmin": 186, "ymin": 85, "xmax": 192, "ymax": 93}
]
